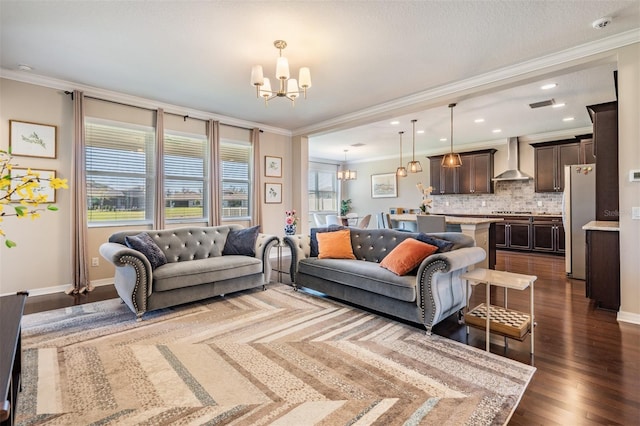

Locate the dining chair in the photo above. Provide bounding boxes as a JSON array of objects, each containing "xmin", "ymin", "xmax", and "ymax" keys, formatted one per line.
[
  {"xmin": 356, "ymin": 214, "xmax": 371, "ymax": 229},
  {"xmin": 313, "ymin": 213, "xmax": 325, "ymax": 227},
  {"xmin": 416, "ymin": 215, "xmax": 446, "ymax": 233},
  {"xmin": 325, "ymin": 214, "xmax": 341, "ymax": 226}
]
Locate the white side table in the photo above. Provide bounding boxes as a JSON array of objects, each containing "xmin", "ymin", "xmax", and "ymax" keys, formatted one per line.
[{"xmin": 461, "ymin": 268, "xmax": 537, "ymax": 355}]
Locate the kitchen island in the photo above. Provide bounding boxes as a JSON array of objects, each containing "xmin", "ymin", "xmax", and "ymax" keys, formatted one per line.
[{"xmin": 389, "ymin": 214, "xmax": 503, "ymax": 269}]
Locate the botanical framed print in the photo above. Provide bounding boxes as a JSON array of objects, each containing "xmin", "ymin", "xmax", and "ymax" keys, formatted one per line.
[
  {"xmin": 10, "ymin": 168, "xmax": 57, "ymax": 203},
  {"xmin": 371, "ymin": 173, "xmax": 398, "ymax": 198},
  {"xmin": 9, "ymin": 120, "xmax": 57, "ymax": 158},
  {"xmin": 265, "ymin": 182, "xmax": 282, "ymax": 204},
  {"xmin": 265, "ymin": 155, "xmax": 282, "ymax": 177}
]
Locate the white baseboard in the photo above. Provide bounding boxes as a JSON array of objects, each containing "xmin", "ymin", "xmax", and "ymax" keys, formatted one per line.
[
  {"xmin": 3, "ymin": 278, "xmax": 115, "ymax": 298},
  {"xmin": 617, "ymin": 310, "xmax": 640, "ymax": 325}
]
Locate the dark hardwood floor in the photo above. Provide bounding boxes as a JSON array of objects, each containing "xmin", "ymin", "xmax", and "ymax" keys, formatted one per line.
[{"xmin": 23, "ymin": 251, "xmax": 640, "ymax": 425}]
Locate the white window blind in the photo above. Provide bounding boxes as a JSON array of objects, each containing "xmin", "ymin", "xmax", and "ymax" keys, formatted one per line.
[
  {"xmin": 164, "ymin": 131, "xmax": 208, "ymax": 221},
  {"xmin": 221, "ymin": 140, "xmax": 251, "ymax": 219},
  {"xmin": 309, "ymin": 162, "xmax": 338, "ymax": 212},
  {"xmin": 85, "ymin": 118, "xmax": 155, "ymax": 224}
]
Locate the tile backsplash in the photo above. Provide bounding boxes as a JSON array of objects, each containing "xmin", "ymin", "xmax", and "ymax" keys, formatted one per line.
[{"xmin": 430, "ymin": 180, "xmax": 563, "ymax": 215}]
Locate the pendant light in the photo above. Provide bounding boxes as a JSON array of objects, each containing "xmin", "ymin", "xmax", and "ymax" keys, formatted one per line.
[
  {"xmin": 407, "ymin": 119, "xmax": 422, "ymax": 173},
  {"xmin": 396, "ymin": 131, "xmax": 407, "ymax": 177},
  {"xmin": 337, "ymin": 150, "xmax": 357, "ymax": 180},
  {"xmin": 442, "ymin": 103, "xmax": 463, "ymax": 168}
]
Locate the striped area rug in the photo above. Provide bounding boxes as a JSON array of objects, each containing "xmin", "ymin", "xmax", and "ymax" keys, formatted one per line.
[{"xmin": 16, "ymin": 284, "xmax": 535, "ymax": 425}]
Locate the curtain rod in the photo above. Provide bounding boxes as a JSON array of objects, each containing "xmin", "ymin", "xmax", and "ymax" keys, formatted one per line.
[{"xmin": 64, "ymin": 91, "xmax": 259, "ymax": 131}]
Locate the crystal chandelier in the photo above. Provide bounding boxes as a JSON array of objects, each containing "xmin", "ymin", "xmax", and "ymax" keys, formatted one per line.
[{"xmin": 250, "ymin": 40, "xmax": 312, "ymax": 106}]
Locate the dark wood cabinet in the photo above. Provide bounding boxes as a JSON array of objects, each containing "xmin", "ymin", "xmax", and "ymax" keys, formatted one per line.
[
  {"xmin": 585, "ymin": 229, "xmax": 620, "ymax": 310},
  {"xmin": 531, "ymin": 140, "xmax": 581, "ymax": 192},
  {"xmin": 429, "ymin": 149, "xmax": 495, "ymax": 195},
  {"xmin": 587, "ymin": 102, "xmax": 619, "ymax": 221},
  {"xmin": 532, "ymin": 218, "xmax": 565, "ymax": 254},
  {"xmin": 458, "ymin": 150, "xmax": 496, "ymax": 194},
  {"xmin": 579, "ymin": 138, "xmax": 596, "ymax": 164},
  {"xmin": 1, "ymin": 293, "xmax": 27, "ymax": 426},
  {"xmin": 495, "ymin": 217, "xmax": 531, "ymax": 251}
]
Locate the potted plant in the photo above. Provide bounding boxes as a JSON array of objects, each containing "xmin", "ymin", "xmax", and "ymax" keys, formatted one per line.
[{"xmin": 340, "ymin": 199, "xmax": 352, "ymax": 216}]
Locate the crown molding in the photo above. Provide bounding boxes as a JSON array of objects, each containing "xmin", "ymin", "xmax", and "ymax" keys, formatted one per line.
[
  {"xmin": 294, "ymin": 29, "xmax": 639, "ymax": 137},
  {"xmin": 0, "ymin": 69, "xmax": 292, "ymax": 137}
]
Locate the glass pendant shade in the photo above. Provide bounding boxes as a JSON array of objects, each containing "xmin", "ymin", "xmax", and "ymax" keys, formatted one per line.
[
  {"xmin": 407, "ymin": 119, "xmax": 422, "ymax": 173},
  {"xmin": 250, "ymin": 65, "xmax": 264, "ymax": 86},
  {"xmin": 337, "ymin": 150, "xmax": 357, "ymax": 181},
  {"xmin": 276, "ymin": 57, "xmax": 290, "ymax": 79},
  {"xmin": 396, "ymin": 131, "xmax": 407, "ymax": 177},
  {"xmin": 299, "ymin": 67, "xmax": 312, "ymax": 88},
  {"xmin": 443, "ymin": 103, "xmax": 463, "ymax": 168}
]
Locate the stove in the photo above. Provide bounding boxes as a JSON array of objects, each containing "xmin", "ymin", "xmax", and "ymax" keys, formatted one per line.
[{"xmin": 492, "ymin": 210, "xmax": 533, "ymax": 215}]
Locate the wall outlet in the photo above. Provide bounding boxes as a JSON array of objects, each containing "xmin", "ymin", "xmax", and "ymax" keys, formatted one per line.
[
  {"xmin": 91, "ymin": 257, "xmax": 99, "ymax": 267},
  {"xmin": 481, "ymin": 201, "xmax": 486, "ymax": 207},
  {"xmin": 632, "ymin": 206, "xmax": 640, "ymax": 220},
  {"xmin": 445, "ymin": 201, "xmax": 449, "ymax": 206},
  {"xmin": 537, "ymin": 201, "xmax": 543, "ymax": 207}
]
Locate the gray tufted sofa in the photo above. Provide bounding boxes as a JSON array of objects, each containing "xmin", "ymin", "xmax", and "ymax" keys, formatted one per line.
[
  {"xmin": 284, "ymin": 228, "xmax": 485, "ymax": 333},
  {"xmin": 100, "ymin": 225, "xmax": 278, "ymax": 320}
]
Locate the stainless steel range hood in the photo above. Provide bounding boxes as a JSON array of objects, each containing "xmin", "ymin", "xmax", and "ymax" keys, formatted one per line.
[{"xmin": 492, "ymin": 137, "xmax": 532, "ymax": 181}]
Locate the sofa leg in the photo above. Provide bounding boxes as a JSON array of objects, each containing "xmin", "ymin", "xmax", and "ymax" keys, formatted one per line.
[
  {"xmin": 457, "ymin": 309, "xmax": 465, "ymax": 325},
  {"xmin": 136, "ymin": 313, "xmax": 144, "ymax": 322},
  {"xmin": 424, "ymin": 325, "xmax": 433, "ymax": 336},
  {"xmin": 262, "ymin": 284, "xmax": 267, "ymax": 291}
]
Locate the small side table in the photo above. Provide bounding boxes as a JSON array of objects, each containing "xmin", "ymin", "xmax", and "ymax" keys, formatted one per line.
[{"xmin": 461, "ymin": 268, "xmax": 537, "ymax": 355}]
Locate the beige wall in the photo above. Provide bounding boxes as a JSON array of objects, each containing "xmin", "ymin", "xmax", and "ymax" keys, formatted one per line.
[
  {"xmin": 0, "ymin": 78, "xmax": 293, "ymax": 295},
  {"xmin": 617, "ymin": 43, "xmax": 640, "ymax": 322}
]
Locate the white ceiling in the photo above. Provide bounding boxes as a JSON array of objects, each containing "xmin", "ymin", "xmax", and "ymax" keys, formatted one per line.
[{"xmin": 1, "ymin": 1, "xmax": 638, "ymax": 162}]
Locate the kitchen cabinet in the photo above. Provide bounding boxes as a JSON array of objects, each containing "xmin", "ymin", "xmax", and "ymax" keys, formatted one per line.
[
  {"xmin": 587, "ymin": 102, "xmax": 618, "ymax": 222},
  {"xmin": 585, "ymin": 228, "xmax": 620, "ymax": 311},
  {"xmin": 429, "ymin": 149, "xmax": 495, "ymax": 195},
  {"xmin": 531, "ymin": 139, "xmax": 581, "ymax": 192},
  {"xmin": 579, "ymin": 137, "xmax": 596, "ymax": 164},
  {"xmin": 532, "ymin": 217, "xmax": 565, "ymax": 254},
  {"xmin": 495, "ymin": 217, "xmax": 531, "ymax": 251},
  {"xmin": 458, "ymin": 150, "xmax": 496, "ymax": 194}
]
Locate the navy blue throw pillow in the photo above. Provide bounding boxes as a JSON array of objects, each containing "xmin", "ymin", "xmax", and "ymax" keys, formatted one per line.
[
  {"xmin": 416, "ymin": 233, "xmax": 455, "ymax": 253},
  {"xmin": 125, "ymin": 232, "xmax": 168, "ymax": 269},
  {"xmin": 223, "ymin": 225, "xmax": 260, "ymax": 257},
  {"xmin": 310, "ymin": 225, "xmax": 347, "ymax": 257}
]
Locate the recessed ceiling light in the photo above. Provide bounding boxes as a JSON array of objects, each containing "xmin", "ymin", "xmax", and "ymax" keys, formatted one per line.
[
  {"xmin": 18, "ymin": 64, "xmax": 33, "ymax": 71},
  {"xmin": 440, "ymin": 138, "xmax": 447, "ymax": 142},
  {"xmin": 492, "ymin": 129, "xmax": 502, "ymax": 133},
  {"xmin": 563, "ymin": 117, "xmax": 575, "ymax": 122},
  {"xmin": 417, "ymin": 130, "xmax": 425, "ymax": 134},
  {"xmin": 390, "ymin": 121, "xmax": 399, "ymax": 125},
  {"xmin": 552, "ymin": 103, "xmax": 566, "ymax": 108},
  {"xmin": 474, "ymin": 118, "xmax": 485, "ymax": 123},
  {"xmin": 592, "ymin": 17, "xmax": 612, "ymax": 29},
  {"xmin": 541, "ymin": 83, "xmax": 557, "ymax": 90}
]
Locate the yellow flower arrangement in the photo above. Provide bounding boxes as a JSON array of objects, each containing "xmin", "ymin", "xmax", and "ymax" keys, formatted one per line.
[{"xmin": 0, "ymin": 149, "xmax": 69, "ymax": 247}]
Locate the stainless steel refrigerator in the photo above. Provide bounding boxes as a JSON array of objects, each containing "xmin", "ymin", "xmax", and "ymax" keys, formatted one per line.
[{"xmin": 562, "ymin": 164, "xmax": 596, "ymax": 280}]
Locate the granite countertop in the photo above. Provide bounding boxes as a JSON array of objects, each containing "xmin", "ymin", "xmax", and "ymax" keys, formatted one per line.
[
  {"xmin": 390, "ymin": 214, "xmax": 503, "ymax": 225},
  {"xmin": 582, "ymin": 221, "xmax": 620, "ymax": 232}
]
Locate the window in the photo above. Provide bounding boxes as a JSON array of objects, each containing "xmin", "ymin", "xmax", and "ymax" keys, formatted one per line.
[
  {"xmin": 85, "ymin": 118, "xmax": 155, "ymax": 224},
  {"xmin": 220, "ymin": 140, "xmax": 252, "ymax": 219},
  {"xmin": 308, "ymin": 163, "xmax": 338, "ymax": 213},
  {"xmin": 164, "ymin": 131, "xmax": 208, "ymax": 221}
]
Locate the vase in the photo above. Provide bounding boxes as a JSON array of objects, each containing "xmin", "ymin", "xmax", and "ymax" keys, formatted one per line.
[{"xmin": 284, "ymin": 224, "xmax": 296, "ymax": 235}]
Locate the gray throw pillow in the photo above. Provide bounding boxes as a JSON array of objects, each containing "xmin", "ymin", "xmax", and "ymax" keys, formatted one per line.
[
  {"xmin": 222, "ymin": 225, "xmax": 260, "ymax": 257},
  {"xmin": 125, "ymin": 232, "xmax": 168, "ymax": 269},
  {"xmin": 416, "ymin": 233, "xmax": 455, "ymax": 253},
  {"xmin": 310, "ymin": 225, "xmax": 347, "ymax": 257}
]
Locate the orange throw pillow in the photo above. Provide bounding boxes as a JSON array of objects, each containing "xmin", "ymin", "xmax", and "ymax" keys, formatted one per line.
[
  {"xmin": 380, "ymin": 238, "xmax": 438, "ymax": 276},
  {"xmin": 317, "ymin": 229, "xmax": 356, "ymax": 259}
]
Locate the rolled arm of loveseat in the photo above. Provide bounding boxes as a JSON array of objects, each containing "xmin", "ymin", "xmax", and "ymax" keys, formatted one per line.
[
  {"xmin": 99, "ymin": 242, "xmax": 153, "ymax": 319},
  {"xmin": 255, "ymin": 233, "xmax": 279, "ymax": 283},
  {"xmin": 416, "ymin": 246, "xmax": 486, "ymax": 332},
  {"xmin": 283, "ymin": 234, "xmax": 311, "ymax": 283}
]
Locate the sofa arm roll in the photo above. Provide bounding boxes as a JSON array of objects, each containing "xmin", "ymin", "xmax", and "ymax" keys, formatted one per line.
[
  {"xmin": 255, "ymin": 233, "xmax": 279, "ymax": 283},
  {"xmin": 100, "ymin": 242, "xmax": 153, "ymax": 273},
  {"xmin": 283, "ymin": 234, "xmax": 311, "ymax": 283}
]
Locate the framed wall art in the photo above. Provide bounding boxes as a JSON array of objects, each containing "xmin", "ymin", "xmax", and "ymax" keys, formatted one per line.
[
  {"xmin": 9, "ymin": 120, "xmax": 57, "ymax": 158},
  {"xmin": 265, "ymin": 182, "xmax": 282, "ymax": 204},
  {"xmin": 371, "ymin": 173, "xmax": 398, "ymax": 198},
  {"xmin": 10, "ymin": 168, "xmax": 57, "ymax": 203},
  {"xmin": 264, "ymin": 155, "xmax": 282, "ymax": 177}
]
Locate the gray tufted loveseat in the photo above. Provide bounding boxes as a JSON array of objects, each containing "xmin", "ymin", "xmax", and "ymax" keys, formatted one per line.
[
  {"xmin": 100, "ymin": 225, "xmax": 278, "ymax": 320},
  {"xmin": 284, "ymin": 228, "xmax": 485, "ymax": 333}
]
